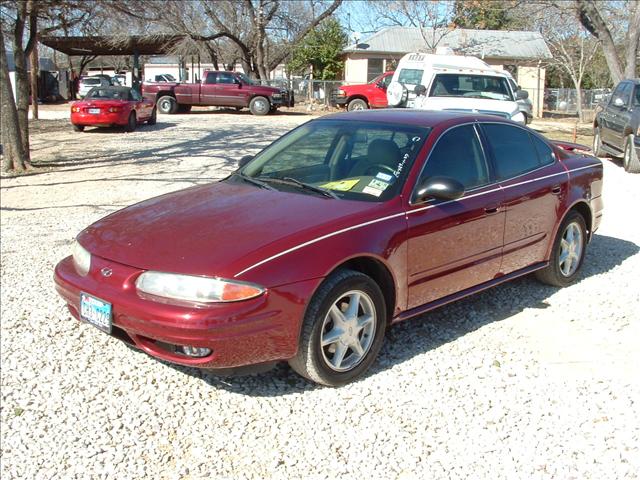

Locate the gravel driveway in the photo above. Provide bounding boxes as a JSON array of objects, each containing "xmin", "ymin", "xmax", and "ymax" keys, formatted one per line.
[{"xmin": 1, "ymin": 111, "xmax": 639, "ymax": 479}]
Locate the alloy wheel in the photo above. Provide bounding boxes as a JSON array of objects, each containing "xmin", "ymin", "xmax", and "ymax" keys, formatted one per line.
[
  {"xmin": 320, "ymin": 290, "xmax": 376, "ymax": 372},
  {"xmin": 558, "ymin": 222, "xmax": 583, "ymax": 277}
]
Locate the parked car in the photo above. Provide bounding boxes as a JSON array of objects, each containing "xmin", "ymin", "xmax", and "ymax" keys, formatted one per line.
[
  {"xmin": 54, "ymin": 110, "xmax": 603, "ymax": 386},
  {"xmin": 78, "ymin": 76, "xmax": 111, "ymax": 98},
  {"xmin": 504, "ymin": 73, "xmax": 533, "ymax": 124},
  {"xmin": 387, "ymin": 52, "xmax": 527, "ymax": 124},
  {"xmin": 593, "ymin": 78, "xmax": 640, "ymax": 173},
  {"xmin": 334, "ymin": 71, "xmax": 395, "ymax": 111},
  {"xmin": 70, "ymin": 86, "xmax": 156, "ymax": 132},
  {"xmin": 142, "ymin": 70, "xmax": 294, "ymax": 116}
]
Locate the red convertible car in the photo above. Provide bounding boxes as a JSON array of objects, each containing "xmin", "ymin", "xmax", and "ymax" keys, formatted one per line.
[
  {"xmin": 70, "ymin": 86, "xmax": 156, "ymax": 132},
  {"xmin": 54, "ymin": 110, "xmax": 603, "ymax": 386}
]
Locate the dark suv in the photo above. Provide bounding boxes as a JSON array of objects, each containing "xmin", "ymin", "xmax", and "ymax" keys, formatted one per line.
[{"xmin": 593, "ymin": 78, "xmax": 640, "ymax": 173}]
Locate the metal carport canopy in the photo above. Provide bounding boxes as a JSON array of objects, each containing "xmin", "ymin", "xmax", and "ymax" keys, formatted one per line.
[{"xmin": 39, "ymin": 34, "xmax": 184, "ymax": 56}]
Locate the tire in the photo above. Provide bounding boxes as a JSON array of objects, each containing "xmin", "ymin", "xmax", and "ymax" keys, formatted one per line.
[
  {"xmin": 72, "ymin": 124, "xmax": 84, "ymax": 132},
  {"xmin": 235, "ymin": 107, "xmax": 243, "ymax": 112},
  {"xmin": 147, "ymin": 108, "xmax": 157, "ymax": 125},
  {"xmin": 289, "ymin": 269, "xmax": 387, "ymax": 386},
  {"xmin": 157, "ymin": 95, "xmax": 177, "ymax": 114},
  {"xmin": 535, "ymin": 211, "xmax": 587, "ymax": 287},
  {"xmin": 177, "ymin": 104, "xmax": 192, "ymax": 113},
  {"xmin": 622, "ymin": 134, "xmax": 640, "ymax": 173},
  {"xmin": 249, "ymin": 96, "xmax": 270, "ymax": 116},
  {"xmin": 592, "ymin": 127, "xmax": 606, "ymax": 157},
  {"xmin": 125, "ymin": 112, "xmax": 136, "ymax": 132},
  {"xmin": 347, "ymin": 98, "xmax": 368, "ymax": 111}
]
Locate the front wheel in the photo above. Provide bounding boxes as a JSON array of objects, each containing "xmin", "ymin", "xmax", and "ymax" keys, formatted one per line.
[
  {"xmin": 147, "ymin": 108, "xmax": 157, "ymax": 125},
  {"xmin": 535, "ymin": 211, "xmax": 587, "ymax": 287},
  {"xmin": 125, "ymin": 112, "xmax": 136, "ymax": 132},
  {"xmin": 592, "ymin": 127, "xmax": 606, "ymax": 157},
  {"xmin": 623, "ymin": 134, "xmax": 640, "ymax": 173},
  {"xmin": 249, "ymin": 96, "xmax": 270, "ymax": 116},
  {"xmin": 289, "ymin": 269, "xmax": 386, "ymax": 386},
  {"xmin": 347, "ymin": 98, "xmax": 368, "ymax": 111}
]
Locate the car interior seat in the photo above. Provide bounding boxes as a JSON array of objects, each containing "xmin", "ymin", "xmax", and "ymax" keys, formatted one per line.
[{"xmin": 349, "ymin": 139, "xmax": 401, "ymax": 177}]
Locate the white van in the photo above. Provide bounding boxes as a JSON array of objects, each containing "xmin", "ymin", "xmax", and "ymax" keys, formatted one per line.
[{"xmin": 387, "ymin": 52, "xmax": 527, "ymax": 124}]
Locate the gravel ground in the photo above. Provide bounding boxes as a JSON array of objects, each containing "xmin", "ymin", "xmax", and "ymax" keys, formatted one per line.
[{"xmin": 1, "ymin": 109, "xmax": 639, "ymax": 479}]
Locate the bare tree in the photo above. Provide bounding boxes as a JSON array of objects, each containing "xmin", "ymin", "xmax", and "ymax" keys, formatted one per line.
[
  {"xmin": 576, "ymin": 0, "xmax": 640, "ymax": 84},
  {"xmin": 1, "ymin": 26, "xmax": 26, "ymax": 171}
]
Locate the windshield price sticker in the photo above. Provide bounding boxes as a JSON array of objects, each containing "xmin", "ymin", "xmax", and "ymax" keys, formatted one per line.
[
  {"xmin": 376, "ymin": 172, "xmax": 393, "ymax": 182},
  {"xmin": 362, "ymin": 186, "xmax": 383, "ymax": 197},
  {"xmin": 368, "ymin": 178, "xmax": 390, "ymax": 191}
]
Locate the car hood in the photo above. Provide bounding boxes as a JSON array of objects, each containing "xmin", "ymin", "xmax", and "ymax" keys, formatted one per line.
[
  {"xmin": 417, "ymin": 97, "xmax": 519, "ymax": 116},
  {"xmin": 249, "ymin": 84, "xmax": 286, "ymax": 95},
  {"xmin": 77, "ymin": 180, "xmax": 376, "ymax": 278}
]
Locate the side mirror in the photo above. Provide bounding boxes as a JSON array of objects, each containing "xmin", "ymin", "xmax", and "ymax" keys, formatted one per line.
[
  {"xmin": 516, "ymin": 89, "xmax": 529, "ymax": 100},
  {"xmin": 376, "ymin": 81, "xmax": 387, "ymax": 90},
  {"xmin": 238, "ymin": 155, "xmax": 253, "ymax": 168},
  {"xmin": 613, "ymin": 97, "xmax": 625, "ymax": 107},
  {"xmin": 414, "ymin": 84, "xmax": 427, "ymax": 96},
  {"xmin": 414, "ymin": 176, "xmax": 465, "ymax": 203}
]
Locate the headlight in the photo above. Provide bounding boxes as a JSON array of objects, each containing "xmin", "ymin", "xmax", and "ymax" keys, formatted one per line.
[
  {"xmin": 72, "ymin": 240, "xmax": 91, "ymax": 276},
  {"xmin": 511, "ymin": 111, "xmax": 526, "ymax": 124},
  {"xmin": 337, "ymin": 89, "xmax": 347, "ymax": 97},
  {"xmin": 136, "ymin": 271, "xmax": 265, "ymax": 304}
]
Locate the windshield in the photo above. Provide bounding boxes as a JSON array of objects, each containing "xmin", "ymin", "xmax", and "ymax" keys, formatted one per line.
[
  {"xmin": 86, "ymin": 88, "xmax": 130, "ymax": 100},
  {"xmin": 239, "ymin": 120, "xmax": 429, "ymax": 202},
  {"xmin": 237, "ymin": 73, "xmax": 255, "ymax": 85},
  {"xmin": 430, "ymin": 74, "xmax": 514, "ymax": 101},
  {"xmin": 398, "ymin": 69, "xmax": 423, "ymax": 85}
]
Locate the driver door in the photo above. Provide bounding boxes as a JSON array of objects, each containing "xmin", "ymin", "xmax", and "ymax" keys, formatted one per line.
[{"xmin": 406, "ymin": 124, "xmax": 505, "ymax": 308}]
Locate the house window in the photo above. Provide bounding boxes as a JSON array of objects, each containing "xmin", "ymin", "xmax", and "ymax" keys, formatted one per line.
[{"xmin": 367, "ymin": 58, "xmax": 384, "ymax": 82}]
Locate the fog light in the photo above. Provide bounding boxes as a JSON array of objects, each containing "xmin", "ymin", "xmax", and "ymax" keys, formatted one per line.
[{"xmin": 181, "ymin": 346, "xmax": 212, "ymax": 358}]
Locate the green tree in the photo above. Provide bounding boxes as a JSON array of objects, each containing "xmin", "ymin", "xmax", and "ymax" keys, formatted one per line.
[
  {"xmin": 287, "ymin": 18, "xmax": 347, "ymax": 80},
  {"xmin": 453, "ymin": 0, "xmax": 513, "ymax": 30}
]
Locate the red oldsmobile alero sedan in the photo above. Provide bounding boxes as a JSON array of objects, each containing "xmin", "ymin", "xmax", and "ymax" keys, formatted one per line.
[
  {"xmin": 70, "ymin": 86, "xmax": 156, "ymax": 132},
  {"xmin": 54, "ymin": 110, "xmax": 603, "ymax": 386}
]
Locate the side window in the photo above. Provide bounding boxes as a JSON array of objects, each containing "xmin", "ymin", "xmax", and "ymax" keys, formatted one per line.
[
  {"xmin": 418, "ymin": 125, "xmax": 489, "ymax": 190},
  {"xmin": 483, "ymin": 124, "xmax": 541, "ymax": 179},
  {"xmin": 217, "ymin": 72, "xmax": 236, "ymax": 84},
  {"xmin": 381, "ymin": 74, "xmax": 393, "ymax": 88},
  {"xmin": 130, "ymin": 89, "xmax": 141, "ymax": 101},
  {"xmin": 530, "ymin": 134, "xmax": 555, "ymax": 166},
  {"xmin": 610, "ymin": 82, "xmax": 628, "ymax": 105},
  {"xmin": 205, "ymin": 72, "xmax": 217, "ymax": 84}
]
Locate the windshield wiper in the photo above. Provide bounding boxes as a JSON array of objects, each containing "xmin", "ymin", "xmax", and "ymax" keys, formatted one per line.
[
  {"xmin": 234, "ymin": 172, "xmax": 276, "ymax": 191},
  {"xmin": 258, "ymin": 176, "xmax": 339, "ymax": 199}
]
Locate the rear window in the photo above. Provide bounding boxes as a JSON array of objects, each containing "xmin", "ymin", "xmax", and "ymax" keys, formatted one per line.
[
  {"xmin": 82, "ymin": 78, "xmax": 102, "ymax": 85},
  {"xmin": 398, "ymin": 69, "xmax": 423, "ymax": 85},
  {"xmin": 430, "ymin": 74, "xmax": 513, "ymax": 101}
]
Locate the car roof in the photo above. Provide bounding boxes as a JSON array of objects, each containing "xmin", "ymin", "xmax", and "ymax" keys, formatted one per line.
[{"xmin": 319, "ymin": 109, "xmax": 513, "ymax": 128}]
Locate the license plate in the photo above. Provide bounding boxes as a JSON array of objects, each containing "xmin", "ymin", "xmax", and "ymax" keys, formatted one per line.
[
  {"xmin": 88, "ymin": 108, "xmax": 100, "ymax": 114},
  {"xmin": 80, "ymin": 292, "xmax": 112, "ymax": 333}
]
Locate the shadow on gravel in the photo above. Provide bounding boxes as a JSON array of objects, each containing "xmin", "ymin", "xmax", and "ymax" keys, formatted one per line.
[
  {"xmin": 155, "ymin": 233, "xmax": 639, "ymax": 396},
  {"xmin": 80, "ymin": 122, "xmax": 177, "ymax": 134}
]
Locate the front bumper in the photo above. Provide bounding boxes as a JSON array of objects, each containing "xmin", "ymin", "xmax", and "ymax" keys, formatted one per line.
[
  {"xmin": 271, "ymin": 91, "xmax": 295, "ymax": 108},
  {"xmin": 71, "ymin": 111, "xmax": 128, "ymax": 127},
  {"xmin": 333, "ymin": 96, "xmax": 348, "ymax": 107},
  {"xmin": 54, "ymin": 255, "xmax": 317, "ymax": 369}
]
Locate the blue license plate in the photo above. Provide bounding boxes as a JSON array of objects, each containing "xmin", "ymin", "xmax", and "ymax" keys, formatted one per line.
[{"xmin": 80, "ymin": 292, "xmax": 112, "ymax": 333}]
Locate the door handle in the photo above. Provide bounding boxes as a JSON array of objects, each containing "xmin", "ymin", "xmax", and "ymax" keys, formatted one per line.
[
  {"xmin": 551, "ymin": 184, "xmax": 562, "ymax": 195},
  {"xmin": 484, "ymin": 204, "xmax": 500, "ymax": 214}
]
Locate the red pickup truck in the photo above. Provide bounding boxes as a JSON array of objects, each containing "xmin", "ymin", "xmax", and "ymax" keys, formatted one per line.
[
  {"xmin": 334, "ymin": 71, "xmax": 394, "ymax": 111},
  {"xmin": 142, "ymin": 70, "xmax": 294, "ymax": 116}
]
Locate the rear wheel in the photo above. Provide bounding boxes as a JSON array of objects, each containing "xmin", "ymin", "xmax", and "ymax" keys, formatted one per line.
[
  {"xmin": 535, "ymin": 211, "xmax": 587, "ymax": 287},
  {"xmin": 147, "ymin": 108, "xmax": 157, "ymax": 125},
  {"xmin": 347, "ymin": 98, "xmax": 368, "ymax": 111},
  {"xmin": 249, "ymin": 96, "xmax": 270, "ymax": 116},
  {"xmin": 125, "ymin": 112, "xmax": 136, "ymax": 132},
  {"xmin": 157, "ymin": 95, "xmax": 177, "ymax": 114},
  {"xmin": 623, "ymin": 134, "xmax": 640, "ymax": 173},
  {"xmin": 289, "ymin": 269, "xmax": 386, "ymax": 386},
  {"xmin": 72, "ymin": 124, "xmax": 84, "ymax": 132}
]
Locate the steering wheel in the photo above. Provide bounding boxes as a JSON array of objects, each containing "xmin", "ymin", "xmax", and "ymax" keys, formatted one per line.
[{"xmin": 364, "ymin": 164, "xmax": 396, "ymax": 176}]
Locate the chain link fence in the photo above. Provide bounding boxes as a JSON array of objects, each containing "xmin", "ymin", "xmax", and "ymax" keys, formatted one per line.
[
  {"xmin": 259, "ymin": 79, "xmax": 348, "ymax": 106},
  {"xmin": 543, "ymin": 88, "xmax": 611, "ymax": 119}
]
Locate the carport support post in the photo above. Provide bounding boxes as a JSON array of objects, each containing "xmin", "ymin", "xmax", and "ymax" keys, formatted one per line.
[{"xmin": 132, "ymin": 50, "xmax": 141, "ymax": 94}]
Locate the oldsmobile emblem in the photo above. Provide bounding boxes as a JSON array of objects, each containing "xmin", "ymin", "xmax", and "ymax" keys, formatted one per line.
[{"xmin": 100, "ymin": 267, "xmax": 113, "ymax": 277}]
